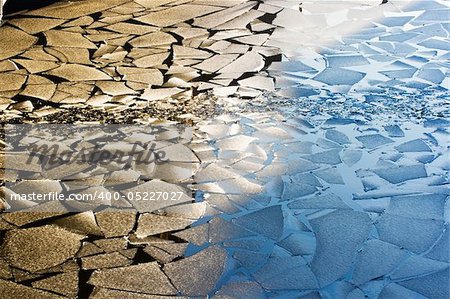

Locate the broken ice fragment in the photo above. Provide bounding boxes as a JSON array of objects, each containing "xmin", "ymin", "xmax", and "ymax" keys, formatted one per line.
[
  {"xmin": 395, "ymin": 139, "xmax": 432, "ymax": 153},
  {"xmin": 208, "ymin": 217, "xmax": 255, "ymax": 243},
  {"xmin": 384, "ymin": 125, "xmax": 405, "ymax": 137},
  {"xmin": 356, "ymin": 134, "xmax": 394, "ymax": 149},
  {"xmin": 0, "ymin": 280, "xmax": 61, "ymax": 299},
  {"xmin": 397, "ymin": 269, "xmax": 449, "ymax": 299},
  {"xmin": 47, "ymin": 64, "xmax": 111, "ymax": 81},
  {"xmin": 89, "ymin": 262, "xmax": 177, "ymax": 295},
  {"xmin": 233, "ymin": 205, "xmax": 284, "ymax": 240},
  {"xmin": 373, "ymin": 164, "xmax": 427, "ymax": 184},
  {"xmin": 375, "ymin": 214, "xmax": 445, "ymax": 253},
  {"xmin": 387, "ymin": 193, "xmax": 447, "ymax": 219},
  {"xmin": 164, "ymin": 246, "xmax": 227, "ymax": 296},
  {"xmin": 390, "ymin": 254, "xmax": 449, "ymax": 280},
  {"xmin": 303, "ymin": 149, "xmax": 342, "ymax": 165},
  {"xmin": 352, "ymin": 239, "xmax": 406, "ymax": 285},
  {"xmin": 135, "ymin": 213, "xmax": 193, "ymax": 238},
  {"xmin": 314, "ymin": 68, "xmax": 365, "ymax": 85},
  {"xmin": 310, "ymin": 210, "xmax": 372, "ymax": 287},
  {"xmin": 325, "ymin": 129, "xmax": 350, "ymax": 145},
  {"xmin": 1, "ymin": 225, "xmax": 83, "ymax": 272},
  {"xmin": 253, "ymin": 256, "xmax": 318, "ymax": 290}
]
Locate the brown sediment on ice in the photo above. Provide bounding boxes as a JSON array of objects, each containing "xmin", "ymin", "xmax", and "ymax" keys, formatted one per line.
[{"xmin": 0, "ymin": 0, "xmax": 284, "ymax": 124}]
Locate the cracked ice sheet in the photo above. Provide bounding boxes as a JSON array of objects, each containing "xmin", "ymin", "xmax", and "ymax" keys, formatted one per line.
[
  {"xmin": 1, "ymin": 0, "xmax": 450, "ymax": 298},
  {"xmin": 187, "ymin": 111, "xmax": 449, "ymax": 298}
]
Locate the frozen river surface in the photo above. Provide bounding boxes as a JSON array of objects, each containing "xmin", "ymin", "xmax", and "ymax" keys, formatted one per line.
[{"xmin": 0, "ymin": 0, "xmax": 448, "ymax": 298}]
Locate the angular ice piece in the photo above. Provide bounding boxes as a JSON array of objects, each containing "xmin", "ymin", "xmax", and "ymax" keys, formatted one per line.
[
  {"xmin": 277, "ymin": 232, "xmax": 316, "ymax": 255},
  {"xmin": 288, "ymin": 193, "xmax": 350, "ymax": 210},
  {"xmin": 193, "ymin": 2, "xmax": 256, "ymax": 29},
  {"xmin": 208, "ymin": 217, "xmax": 255, "ymax": 243},
  {"xmin": 356, "ymin": 134, "xmax": 394, "ymax": 149},
  {"xmin": 31, "ymin": 271, "xmax": 78, "ymax": 297},
  {"xmin": 380, "ymin": 32, "xmax": 419, "ymax": 42},
  {"xmin": 173, "ymin": 224, "xmax": 209, "ymax": 246},
  {"xmin": 325, "ymin": 118, "xmax": 360, "ymax": 125},
  {"xmin": 419, "ymin": 38, "xmax": 450, "ymax": 51},
  {"xmin": 414, "ymin": 9, "xmax": 450, "ymax": 22},
  {"xmin": 140, "ymin": 87, "xmax": 183, "ymax": 101},
  {"xmin": 425, "ymin": 228, "xmax": 449, "ymax": 262},
  {"xmin": 233, "ymin": 205, "xmax": 284, "ymax": 240},
  {"xmin": 380, "ymin": 69, "xmax": 417, "ymax": 79},
  {"xmin": 341, "ymin": 149, "xmax": 363, "ymax": 167},
  {"xmin": 233, "ymin": 250, "xmax": 268, "ymax": 269},
  {"xmin": 390, "ymin": 255, "xmax": 449, "ymax": 280},
  {"xmin": 286, "ymin": 158, "xmax": 319, "ymax": 173},
  {"xmin": 424, "ymin": 118, "xmax": 450, "ymax": 128},
  {"xmin": 205, "ymin": 177, "xmax": 262, "ymax": 194},
  {"xmin": 373, "ymin": 164, "xmax": 427, "ymax": 184},
  {"xmin": 387, "ymin": 193, "xmax": 447, "ymax": 219},
  {"xmin": 317, "ymin": 137, "xmax": 342, "ymax": 149},
  {"xmin": 314, "ymin": 168, "xmax": 344, "ymax": 185},
  {"xmin": 219, "ymin": 51, "xmax": 264, "ymax": 74},
  {"xmin": 352, "ymin": 239, "xmax": 406, "ymax": 285},
  {"xmin": 410, "ymin": 23, "xmax": 448, "ymax": 37},
  {"xmin": 375, "ymin": 214, "xmax": 445, "ymax": 253},
  {"xmin": 405, "ymin": 81, "xmax": 432, "ymax": 89},
  {"xmin": 327, "ymin": 55, "xmax": 369, "ymax": 67},
  {"xmin": 277, "ymin": 86, "xmax": 319, "ymax": 98},
  {"xmin": 282, "ymin": 182, "xmax": 317, "ymax": 200},
  {"xmin": 45, "ymin": 30, "xmax": 96, "ymax": 48},
  {"xmin": 136, "ymin": 4, "xmax": 221, "ymax": 27},
  {"xmin": 194, "ymin": 54, "xmax": 239, "ymax": 73},
  {"xmin": 253, "ymin": 126, "xmax": 292, "ymax": 142},
  {"xmin": 383, "ymin": 125, "xmax": 405, "ymax": 137},
  {"xmin": 81, "ymin": 252, "xmax": 131, "ymax": 270},
  {"xmin": 238, "ymin": 76, "xmax": 275, "ymax": 91},
  {"xmin": 253, "ymin": 256, "xmax": 318, "ymax": 290},
  {"xmin": 395, "ymin": 139, "xmax": 431, "ymax": 153},
  {"xmin": 0, "ymin": 27, "xmax": 38, "ymax": 60},
  {"xmin": 417, "ymin": 68, "xmax": 445, "ymax": 84},
  {"xmin": 398, "ymin": 269, "xmax": 449, "ymax": 299},
  {"xmin": 377, "ymin": 16, "xmax": 413, "ymax": 27},
  {"xmin": 135, "ymin": 214, "xmax": 193, "ymax": 238},
  {"xmin": 310, "ymin": 210, "xmax": 372, "ymax": 287},
  {"xmin": 89, "ymin": 262, "xmax": 176, "ymax": 295},
  {"xmin": 269, "ymin": 61, "xmax": 316, "ymax": 72},
  {"xmin": 379, "ymin": 283, "xmax": 428, "ymax": 299},
  {"xmin": 1, "ymin": 225, "xmax": 83, "ymax": 272},
  {"xmin": 283, "ymin": 141, "xmax": 315, "ymax": 154},
  {"xmin": 160, "ymin": 143, "xmax": 200, "ymax": 163},
  {"xmin": 303, "ymin": 149, "xmax": 342, "ymax": 165},
  {"xmin": 52, "ymin": 211, "xmax": 102, "ymax": 236},
  {"xmin": 314, "ymin": 68, "xmax": 365, "ymax": 85},
  {"xmin": 291, "ymin": 173, "xmax": 322, "ymax": 187},
  {"xmin": 224, "ymin": 238, "xmax": 267, "ymax": 251},
  {"xmin": 47, "ymin": 64, "xmax": 111, "ymax": 81},
  {"xmin": 216, "ymin": 134, "xmax": 256, "ymax": 151},
  {"xmin": 214, "ymin": 281, "xmax": 265, "ymax": 299},
  {"xmin": 144, "ymin": 246, "xmax": 176, "ymax": 264},
  {"xmin": 325, "ymin": 129, "xmax": 350, "ymax": 145},
  {"xmin": 0, "ymin": 280, "xmax": 62, "ymax": 299},
  {"xmin": 415, "ymin": 154, "xmax": 436, "ymax": 164},
  {"xmin": 164, "ymin": 246, "xmax": 227, "ymax": 296}
]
